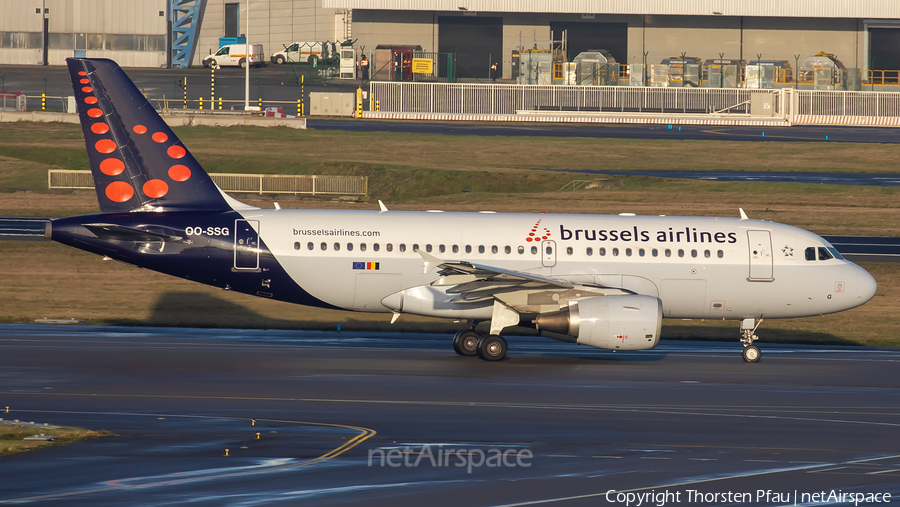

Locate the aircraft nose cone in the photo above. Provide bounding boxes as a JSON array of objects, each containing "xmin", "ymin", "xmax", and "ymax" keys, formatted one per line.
[{"xmin": 857, "ymin": 266, "xmax": 877, "ymax": 304}]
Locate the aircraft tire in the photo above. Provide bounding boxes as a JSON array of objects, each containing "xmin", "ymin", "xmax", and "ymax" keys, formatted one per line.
[
  {"xmin": 476, "ymin": 334, "xmax": 508, "ymax": 361},
  {"xmin": 742, "ymin": 345, "xmax": 761, "ymax": 363},
  {"xmin": 453, "ymin": 329, "xmax": 480, "ymax": 356}
]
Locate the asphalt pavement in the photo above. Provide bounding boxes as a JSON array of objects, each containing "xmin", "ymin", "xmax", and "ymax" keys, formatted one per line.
[{"xmin": 0, "ymin": 325, "xmax": 898, "ymax": 506}]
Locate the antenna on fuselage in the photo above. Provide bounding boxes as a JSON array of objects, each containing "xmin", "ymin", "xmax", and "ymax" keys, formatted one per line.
[
  {"xmin": 378, "ymin": 200, "xmax": 389, "ymax": 213},
  {"xmin": 739, "ymin": 208, "xmax": 749, "ymax": 220}
]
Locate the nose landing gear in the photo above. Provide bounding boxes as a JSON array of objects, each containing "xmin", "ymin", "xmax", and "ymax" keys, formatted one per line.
[{"xmin": 741, "ymin": 318, "xmax": 762, "ymax": 363}]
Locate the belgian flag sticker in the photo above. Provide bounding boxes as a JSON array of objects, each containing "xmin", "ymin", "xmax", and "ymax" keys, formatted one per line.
[{"xmin": 352, "ymin": 262, "xmax": 380, "ymax": 270}]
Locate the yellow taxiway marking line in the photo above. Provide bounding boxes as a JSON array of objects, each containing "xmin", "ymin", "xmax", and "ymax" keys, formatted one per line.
[
  {"xmin": 867, "ymin": 468, "xmax": 900, "ymax": 475},
  {"xmin": 0, "ymin": 415, "xmax": 375, "ymax": 504}
]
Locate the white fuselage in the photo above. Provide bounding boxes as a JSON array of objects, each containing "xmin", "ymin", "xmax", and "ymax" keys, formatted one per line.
[{"xmin": 234, "ymin": 209, "xmax": 876, "ymax": 321}]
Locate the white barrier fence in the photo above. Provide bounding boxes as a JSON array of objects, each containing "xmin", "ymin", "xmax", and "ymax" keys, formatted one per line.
[
  {"xmin": 370, "ymin": 82, "xmax": 781, "ymax": 116},
  {"xmin": 48, "ymin": 170, "xmax": 367, "ymax": 195},
  {"xmin": 369, "ymin": 82, "xmax": 900, "ymax": 126}
]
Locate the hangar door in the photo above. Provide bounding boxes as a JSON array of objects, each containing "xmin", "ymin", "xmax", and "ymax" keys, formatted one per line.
[
  {"xmin": 550, "ymin": 22, "xmax": 627, "ymax": 64},
  {"xmin": 439, "ymin": 17, "xmax": 503, "ymax": 79},
  {"xmin": 870, "ymin": 28, "xmax": 900, "ymax": 74}
]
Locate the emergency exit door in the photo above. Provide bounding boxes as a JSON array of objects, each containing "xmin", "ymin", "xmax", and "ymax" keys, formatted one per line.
[
  {"xmin": 542, "ymin": 240, "xmax": 557, "ymax": 267},
  {"xmin": 234, "ymin": 219, "xmax": 260, "ymax": 270},
  {"xmin": 747, "ymin": 230, "xmax": 773, "ymax": 281}
]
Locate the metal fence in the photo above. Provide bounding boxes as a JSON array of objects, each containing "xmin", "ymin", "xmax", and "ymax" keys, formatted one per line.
[
  {"xmin": 369, "ymin": 82, "xmax": 782, "ymax": 116},
  {"xmin": 793, "ymin": 89, "xmax": 900, "ymax": 117},
  {"xmin": 49, "ymin": 170, "xmax": 367, "ymax": 195}
]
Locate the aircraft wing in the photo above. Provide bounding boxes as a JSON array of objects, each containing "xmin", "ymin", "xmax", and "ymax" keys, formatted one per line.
[{"xmin": 419, "ymin": 251, "xmax": 628, "ymax": 304}]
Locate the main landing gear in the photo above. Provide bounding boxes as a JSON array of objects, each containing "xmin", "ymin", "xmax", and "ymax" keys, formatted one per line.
[
  {"xmin": 452, "ymin": 328, "xmax": 509, "ymax": 361},
  {"xmin": 740, "ymin": 318, "xmax": 762, "ymax": 363}
]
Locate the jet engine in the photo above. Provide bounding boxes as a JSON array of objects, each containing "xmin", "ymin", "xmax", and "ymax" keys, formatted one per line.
[{"xmin": 533, "ymin": 295, "xmax": 662, "ymax": 351}]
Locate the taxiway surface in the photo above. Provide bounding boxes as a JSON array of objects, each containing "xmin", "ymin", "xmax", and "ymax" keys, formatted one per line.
[{"xmin": 0, "ymin": 325, "xmax": 898, "ymax": 506}]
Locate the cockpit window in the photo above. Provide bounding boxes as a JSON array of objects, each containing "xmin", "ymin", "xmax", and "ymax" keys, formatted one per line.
[
  {"xmin": 805, "ymin": 247, "xmax": 816, "ymax": 261},
  {"xmin": 827, "ymin": 247, "xmax": 844, "ymax": 260},
  {"xmin": 818, "ymin": 247, "xmax": 834, "ymax": 260}
]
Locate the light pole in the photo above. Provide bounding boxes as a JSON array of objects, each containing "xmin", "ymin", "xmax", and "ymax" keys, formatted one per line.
[{"xmin": 243, "ymin": 1, "xmax": 256, "ymax": 111}]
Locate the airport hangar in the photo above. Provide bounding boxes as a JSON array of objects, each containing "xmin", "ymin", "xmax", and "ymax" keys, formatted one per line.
[
  {"xmin": 2, "ymin": 0, "xmax": 900, "ymax": 77},
  {"xmin": 328, "ymin": 0, "xmax": 900, "ymax": 80}
]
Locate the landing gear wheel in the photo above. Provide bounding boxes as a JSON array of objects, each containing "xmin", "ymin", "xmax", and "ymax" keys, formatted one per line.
[
  {"xmin": 476, "ymin": 334, "xmax": 508, "ymax": 361},
  {"xmin": 453, "ymin": 329, "xmax": 480, "ymax": 356},
  {"xmin": 742, "ymin": 345, "xmax": 761, "ymax": 363}
]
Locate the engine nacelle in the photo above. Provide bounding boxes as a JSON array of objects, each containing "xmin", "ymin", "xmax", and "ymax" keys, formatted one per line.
[{"xmin": 533, "ymin": 295, "xmax": 662, "ymax": 351}]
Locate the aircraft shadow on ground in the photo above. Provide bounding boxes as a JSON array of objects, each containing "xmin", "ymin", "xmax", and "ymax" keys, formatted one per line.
[{"xmin": 662, "ymin": 325, "xmax": 859, "ymax": 346}]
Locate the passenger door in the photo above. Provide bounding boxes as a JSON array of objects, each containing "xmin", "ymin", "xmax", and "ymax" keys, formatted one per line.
[
  {"xmin": 747, "ymin": 230, "xmax": 773, "ymax": 281},
  {"xmin": 234, "ymin": 220, "xmax": 260, "ymax": 270}
]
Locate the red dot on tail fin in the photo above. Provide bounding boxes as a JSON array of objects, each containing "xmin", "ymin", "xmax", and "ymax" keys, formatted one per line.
[
  {"xmin": 87, "ymin": 108, "xmax": 102, "ymax": 118},
  {"xmin": 105, "ymin": 181, "xmax": 134, "ymax": 203},
  {"xmin": 99, "ymin": 158, "xmax": 124, "ymax": 176},
  {"xmin": 82, "ymin": 86, "xmax": 93, "ymax": 93},
  {"xmin": 84, "ymin": 96, "xmax": 98, "ymax": 104},
  {"xmin": 152, "ymin": 132, "xmax": 168, "ymax": 143},
  {"xmin": 95, "ymin": 139, "xmax": 116, "ymax": 154},
  {"xmin": 167, "ymin": 145, "xmax": 186, "ymax": 159},
  {"xmin": 133, "ymin": 125, "xmax": 147, "ymax": 134},
  {"xmin": 91, "ymin": 122, "xmax": 109, "ymax": 134},
  {"xmin": 168, "ymin": 165, "xmax": 191, "ymax": 182},
  {"xmin": 143, "ymin": 179, "xmax": 169, "ymax": 199}
]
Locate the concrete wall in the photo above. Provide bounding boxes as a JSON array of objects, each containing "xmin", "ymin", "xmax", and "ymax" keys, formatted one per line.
[{"xmin": 195, "ymin": 0, "xmax": 342, "ymax": 66}]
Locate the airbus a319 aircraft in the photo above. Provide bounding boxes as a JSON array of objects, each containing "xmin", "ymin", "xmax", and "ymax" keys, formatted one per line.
[{"xmin": 46, "ymin": 58, "xmax": 877, "ymax": 363}]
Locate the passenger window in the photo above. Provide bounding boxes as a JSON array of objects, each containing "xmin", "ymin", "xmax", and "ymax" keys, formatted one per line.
[
  {"xmin": 320, "ymin": 242, "xmax": 327, "ymax": 251},
  {"xmin": 400, "ymin": 244, "xmax": 407, "ymax": 252},
  {"xmin": 665, "ymin": 249, "xmax": 671, "ymax": 257},
  {"xmin": 818, "ymin": 247, "xmax": 833, "ymax": 260},
  {"xmin": 386, "ymin": 243, "xmax": 393, "ymax": 252},
  {"xmin": 465, "ymin": 245, "xmax": 472, "ymax": 253},
  {"xmin": 599, "ymin": 247, "xmax": 606, "ymax": 256},
  {"xmin": 531, "ymin": 246, "xmax": 538, "ymax": 254},
  {"xmin": 334, "ymin": 242, "xmax": 340, "ymax": 251},
  {"xmin": 717, "ymin": 249, "xmax": 724, "ymax": 258},
  {"xmin": 625, "ymin": 248, "xmax": 632, "ymax": 256},
  {"xmin": 639, "ymin": 248, "xmax": 645, "ymax": 257},
  {"xmin": 612, "ymin": 248, "xmax": 619, "ymax": 256},
  {"xmin": 652, "ymin": 248, "xmax": 658, "ymax": 257},
  {"xmin": 347, "ymin": 243, "xmax": 353, "ymax": 251},
  {"xmin": 412, "ymin": 244, "xmax": 419, "ymax": 252},
  {"xmin": 426, "ymin": 244, "xmax": 432, "ymax": 253},
  {"xmin": 293, "ymin": 242, "xmax": 300, "ymax": 250},
  {"xmin": 691, "ymin": 249, "xmax": 697, "ymax": 258},
  {"xmin": 478, "ymin": 245, "xmax": 485, "ymax": 254},
  {"xmin": 361, "ymin": 243, "xmax": 367, "ymax": 252},
  {"xmin": 805, "ymin": 247, "xmax": 816, "ymax": 261},
  {"xmin": 307, "ymin": 242, "xmax": 314, "ymax": 250},
  {"xmin": 518, "ymin": 246, "xmax": 524, "ymax": 254},
  {"xmin": 678, "ymin": 249, "xmax": 685, "ymax": 258},
  {"xmin": 586, "ymin": 247, "xmax": 593, "ymax": 256},
  {"xmin": 504, "ymin": 245, "xmax": 511, "ymax": 254},
  {"xmin": 566, "ymin": 247, "xmax": 573, "ymax": 255},
  {"xmin": 704, "ymin": 249, "xmax": 710, "ymax": 258},
  {"xmin": 453, "ymin": 245, "xmax": 459, "ymax": 253},
  {"xmin": 373, "ymin": 243, "xmax": 380, "ymax": 252},
  {"xmin": 439, "ymin": 244, "xmax": 446, "ymax": 253},
  {"xmin": 492, "ymin": 245, "xmax": 498, "ymax": 254},
  {"xmin": 546, "ymin": 246, "xmax": 552, "ymax": 255}
]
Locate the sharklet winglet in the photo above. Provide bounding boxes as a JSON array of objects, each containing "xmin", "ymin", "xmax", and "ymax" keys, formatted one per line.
[
  {"xmin": 378, "ymin": 200, "xmax": 389, "ymax": 213},
  {"xmin": 739, "ymin": 208, "xmax": 749, "ymax": 220}
]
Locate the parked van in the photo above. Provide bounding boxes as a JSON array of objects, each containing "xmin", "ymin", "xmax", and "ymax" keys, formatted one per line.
[
  {"xmin": 271, "ymin": 41, "xmax": 339, "ymax": 65},
  {"xmin": 203, "ymin": 44, "xmax": 264, "ymax": 69}
]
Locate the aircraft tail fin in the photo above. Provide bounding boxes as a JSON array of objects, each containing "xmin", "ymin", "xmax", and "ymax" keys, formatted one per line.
[{"xmin": 66, "ymin": 58, "xmax": 232, "ymax": 213}]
